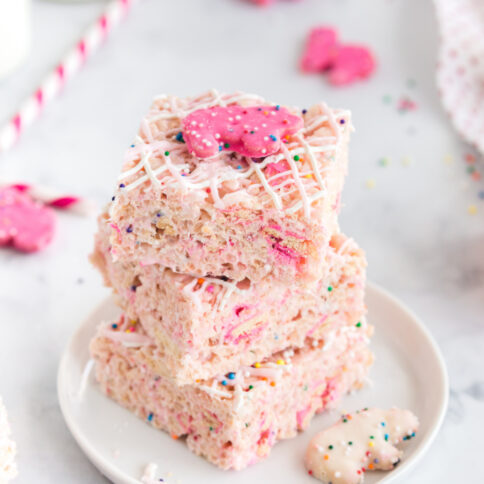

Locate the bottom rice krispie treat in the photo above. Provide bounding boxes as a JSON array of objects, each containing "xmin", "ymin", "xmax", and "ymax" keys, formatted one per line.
[
  {"xmin": 0, "ymin": 398, "xmax": 17, "ymax": 483},
  {"xmin": 90, "ymin": 316, "xmax": 373, "ymax": 470}
]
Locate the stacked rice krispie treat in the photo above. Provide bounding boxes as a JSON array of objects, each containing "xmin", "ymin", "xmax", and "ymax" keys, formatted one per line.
[{"xmin": 90, "ymin": 90, "xmax": 372, "ymax": 470}]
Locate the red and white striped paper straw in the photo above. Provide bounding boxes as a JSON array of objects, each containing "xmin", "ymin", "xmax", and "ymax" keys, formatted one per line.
[
  {"xmin": 1, "ymin": 180, "xmax": 97, "ymax": 215},
  {"xmin": 0, "ymin": 0, "xmax": 139, "ymax": 153}
]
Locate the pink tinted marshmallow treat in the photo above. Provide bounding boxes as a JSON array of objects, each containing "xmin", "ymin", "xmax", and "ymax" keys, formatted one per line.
[
  {"xmin": 106, "ymin": 90, "xmax": 352, "ymax": 285},
  {"xmin": 89, "ymin": 89, "xmax": 372, "ymax": 471},
  {"xmin": 91, "ymin": 314, "xmax": 373, "ymax": 470},
  {"xmin": 92, "ymin": 217, "xmax": 367, "ymax": 383}
]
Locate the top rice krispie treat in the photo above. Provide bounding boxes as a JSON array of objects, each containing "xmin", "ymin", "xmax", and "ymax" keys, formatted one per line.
[{"xmin": 107, "ymin": 90, "xmax": 352, "ymax": 284}]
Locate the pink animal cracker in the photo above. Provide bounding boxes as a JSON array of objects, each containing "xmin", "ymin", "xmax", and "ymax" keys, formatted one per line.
[
  {"xmin": 305, "ymin": 407, "xmax": 419, "ymax": 484},
  {"xmin": 301, "ymin": 27, "xmax": 376, "ymax": 86},
  {"xmin": 327, "ymin": 46, "xmax": 376, "ymax": 86},
  {"xmin": 0, "ymin": 186, "xmax": 56, "ymax": 252},
  {"xmin": 182, "ymin": 105, "xmax": 304, "ymax": 159},
  {"xmin": 301, "ymin": 27, "xmax": 339, "ymax": 73}
]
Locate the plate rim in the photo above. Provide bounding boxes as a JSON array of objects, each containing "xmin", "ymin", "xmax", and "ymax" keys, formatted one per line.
[
  {"xmin": 366, "ymin": 283, "xmax": 449, "ymax": 483},
  {"xmin": 57, "ymin": 282, "xmax": 449, "ymax": 484}
]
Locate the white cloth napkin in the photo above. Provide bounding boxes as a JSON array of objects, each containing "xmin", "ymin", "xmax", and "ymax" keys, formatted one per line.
[{"xmin": 434, "ymin": 0, "xmax": 484, "ymax": 154}]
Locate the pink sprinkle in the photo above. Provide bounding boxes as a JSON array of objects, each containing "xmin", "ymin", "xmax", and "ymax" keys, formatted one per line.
[
  {"xmin": 110, "ymin": 222, "xmax": 121, "ymax": 235},
  {"xmin": 206, "ymin": 285, "xmax": 214, "ymax": 293},
  {"xmin": 183, "ymin": 105, "xmax": 303, "ymax": 159},
  {"xmin": 306, "ymin": 314, "xmax": 328, "ymax": 336},
  {"xmin": 397, "ymin": 97, "xmax": 418, "ymax": 112},
  {"xmin": 267, "ymin": 224, "xmax": 282, "ymax": 231}
]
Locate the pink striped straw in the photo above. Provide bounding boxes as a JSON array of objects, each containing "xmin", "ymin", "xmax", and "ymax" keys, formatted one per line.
[{"xmin": 0, "ymin": 0, "xmax": 139, "ymax": 153}]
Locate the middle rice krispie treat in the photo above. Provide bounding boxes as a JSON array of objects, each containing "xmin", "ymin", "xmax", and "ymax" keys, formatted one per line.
[
  {"xmin": 92, "ymin": 215, "xmax": 367, "ymax": 383},
  {"xmin": 106, "ymin": 90, "xmax": 352, "ymax": 285}
]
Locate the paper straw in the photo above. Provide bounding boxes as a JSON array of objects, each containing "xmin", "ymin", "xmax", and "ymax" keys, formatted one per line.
[
  {"xmin": 1, "ymin": 180, "xmax": 97, "ymax": 215},
  {"xmin": 0, "ymin": 0, "xmax": 139, "ymax": 153}
]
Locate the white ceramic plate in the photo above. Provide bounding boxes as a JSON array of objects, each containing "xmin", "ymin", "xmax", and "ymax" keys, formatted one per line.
[{"xmin": 58, "ymin": 283, "xmax": 448, "ymax": 484}]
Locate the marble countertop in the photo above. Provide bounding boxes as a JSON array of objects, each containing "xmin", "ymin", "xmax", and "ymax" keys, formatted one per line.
[{"xmin": 1, "ymin": 0, "xmax": 482, "ymax": 482}]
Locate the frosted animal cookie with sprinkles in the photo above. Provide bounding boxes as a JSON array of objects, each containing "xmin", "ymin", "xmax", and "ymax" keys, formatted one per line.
[
  {"xmin": 0, "ymin": 186, "xmax": 56, "ymax": 252},
  {"xmin": 305, "ymin": 407, "xmax": 419, "ymax": 483}
]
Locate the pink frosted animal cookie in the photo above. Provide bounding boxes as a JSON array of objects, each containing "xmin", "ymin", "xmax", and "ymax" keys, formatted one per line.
[
  {"xmin": 0, "ymin": 186, "xmax": 56, "ymax": 252},
  {"xmin": 182, "ymin": 105, "xmax": 304, "ymax": 159},
  {"xmin": 305, "ymin": 408, "xmax": 419, "ymax": 483},
  {"xmin": 300, "ymin": 27, "xmax": 339, "ymax": 73},
  {"xmin": 301, "ymin": 27, "xmax": 376, "ymax": 86},
  {"xmin": 327, "ymin": 46, "xmax": 375, "ymax": 86}
]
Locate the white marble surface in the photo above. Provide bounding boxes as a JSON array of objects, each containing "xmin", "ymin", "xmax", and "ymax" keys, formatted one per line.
[{"xmin": 0, "ymin": 0, "xmax": 482, "ymax": 482}]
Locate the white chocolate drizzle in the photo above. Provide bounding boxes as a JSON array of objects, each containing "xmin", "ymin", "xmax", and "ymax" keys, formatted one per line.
[{"xmin": 114, "ymin": 90, "xmax": 351, "ymax": 219}]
